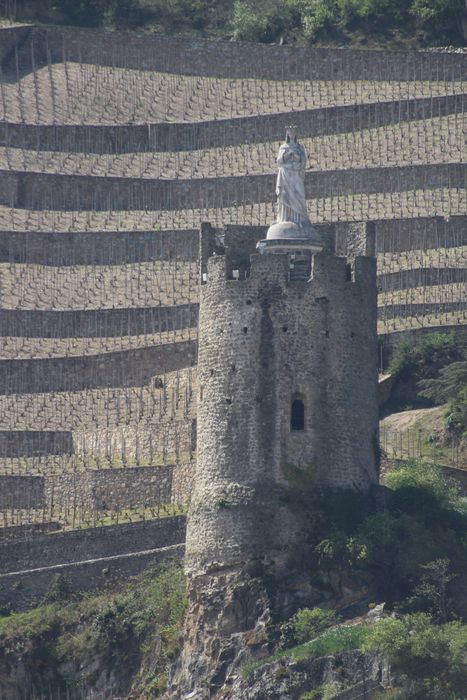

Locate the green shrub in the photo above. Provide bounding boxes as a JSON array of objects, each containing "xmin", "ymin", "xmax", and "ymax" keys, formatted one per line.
[
  {"xmin": 417, "ymin": 332, "xmax": 465, "ymax": 371},
  {"xmin": 280, "ymin": 607, "xmax": 336, "ymax": 649},
  {"xmin": 420, "ymin": 361, "xmax": 467, "ymax": 435},
  {"xmin": 231, "ymin": 1, "xmax": 270, "ymax": 40},
  {"xmin": 362, "ymin": 613, "xmax": 467, "ymax": 699},
  {"xmin": 385, "ymin": 459, "xmax": 462, "ymax": 517},
  {"xmin": 53, "ymin": 0, "xmax": 107, "ymax": 27},
  {"xmin": 0, "ymin": 561, "xmax": 187, "ymax": 695},
  {"xmin": 410, "ymin": 0, "xmax": 464, "ymax": 23},
  {"xmin": 388, "ymin": 340, "xmax": 417, "ymax": 380},
  {"xmin": 299, "ymin": 0, "xmax": 338, "ymax": 37},
  {"xmin": 300, "ymin": 684, "xmax": 342, "ymax": 699},
  {"xmin": 104, "ymin": 0, "xmax": 145, "ymax": 29},
  {"xmin": 231, "ymin": 0, "xmax": 300, "ymax": 42},
  {"xmin": 143, "ymin": 0, "xmax": 208, "ymax": 32},
  {"xmin": 388, "ymin": 332, "xmax": 464, "ymax": 382},
  {"xmin": 400, "ymin": 558, "xmax": 458, "ymax": 622},
  {"xmin": 312, "ymin": 461, "xmax": 467, "ymax": 606},
  {"xmin": 291, "ymin": 623, "xmax": 368, "ymax": 660}
]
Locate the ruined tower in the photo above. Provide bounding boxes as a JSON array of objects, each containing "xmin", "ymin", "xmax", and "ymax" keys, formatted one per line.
[{"xmin": 171, "ymin": 132, "xmax": 379, "ymax": 698}]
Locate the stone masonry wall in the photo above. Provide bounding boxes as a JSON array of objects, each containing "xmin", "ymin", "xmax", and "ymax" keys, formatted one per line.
[
  {"xmin": 0, "ymin": 340, "xmax": 197, "ymax": 393},
  {"xmin": 374, "ymin": 215, "xmax": 466, "ymax": 253},
  {"xmin": 0, "ymin": 229, "xmax": 199, "ymax": 265},
  {"xmin": 43, "ymin": 465, "xmax": 174, "ymax": 511},
  {"xmin": 0, "ymin": 544, "xmax": 185, "ymax": 611},
  {"xmin": 1, "ymin": 218, "xmax": 461, "ymax": 267},
  {"xmin": 0, "ymin": 515, "xmax": 186, "ymax": 574},
  {"xmin": 1, "ymin": 93, "xmax": 461, "ymax": 154},
  {"xmin": 0, "ymin": 304, "xmax": 198, "ymax": 338},
  {"xmin": 1, "ymin": 162, "xmax": 464, "ymax": 211},
  {"xmin": 0, "ymin": 430, "xmax": 72, "ymax": 457},
  {"xmin": 0, "ymin": 463, "xmax": 193, "ymax": 514},
  {"xmin": 0, "ymin": 475, "xmax": 45, "ymax": 509},
  {"xmin": 3, "ymin": 25, "xmax": 464, "ymax": 81}
]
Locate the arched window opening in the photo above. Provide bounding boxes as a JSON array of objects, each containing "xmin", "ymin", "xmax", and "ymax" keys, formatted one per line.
[{"xmin": 291, "ymin": 399, "xmax": 305, "ymax": 431}]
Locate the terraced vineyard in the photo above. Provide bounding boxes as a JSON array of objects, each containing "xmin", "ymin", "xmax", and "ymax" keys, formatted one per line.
[{"xmin": 0, "ymin": 24, "xmax": 465, "ymax": 533}]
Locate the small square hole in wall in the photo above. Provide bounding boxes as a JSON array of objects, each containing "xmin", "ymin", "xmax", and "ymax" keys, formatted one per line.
[{"xmin": 243, "ymin": 327, "xmax": 248, "ymax": 334}]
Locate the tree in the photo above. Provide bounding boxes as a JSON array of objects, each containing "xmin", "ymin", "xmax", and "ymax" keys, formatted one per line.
[
  {"xmin": 419, "ymin": 361, "xmax": 467, "ymax": 434},
  {"xmin": 405, "ymin": 559, "xmax": 458, "ymax": 623}
]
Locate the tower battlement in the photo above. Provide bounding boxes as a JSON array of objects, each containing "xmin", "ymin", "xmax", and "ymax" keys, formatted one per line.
[{"xmin": 204, "ymin": 247, "xmax": 375, "ymax": 289}]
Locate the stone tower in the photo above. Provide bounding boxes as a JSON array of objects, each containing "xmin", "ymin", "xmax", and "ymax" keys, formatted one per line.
[
  {"xmin": 188, "ymin": 222, "xmax": 378, "ymax": 578},
  {"xmin": 170, "ymin": 133, "xmax": 379, "ymax": 699}
]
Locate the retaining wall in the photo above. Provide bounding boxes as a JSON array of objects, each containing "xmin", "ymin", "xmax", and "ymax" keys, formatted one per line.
[
  {"xmin": 0, "ymin": 475, "xmax": 45, "ymax": 508},
  {"xmin": 0, "ymin": 25, "xmax": 32, "ymax": 70},
  {"xmin": 0, "ymin": 218, "xmax": 463, "ymax": 265},
  {"xmin": 0, "ymin": 340, "xmax": 197, "ymax": 393},
  {"xmin": 2, "ymin": 25, "xmax": 464, "ymax": 80},
  {"xmin": 375, "ymin": 215, "xmax": 467, "ymax": 253},
  {"xmin": 378, "ymin": 267, "xmax": 466, "ymax": 292},
  {"xmin": 0, "ymin": 229, "xmax": 199, "ymax": 265},
  {"xmin": 44, "ymin": 465, "xmax": 175, "ymax": 511},
  {"xmin": 0, "ymin": 430, "xmax": 72, "ymax": 456},
  {"xmin": 2, "ymin": 162, "xmax": 464, "ymax": 211},
  {"xmin": 0, "ymin": 464, "xmax": 190, "ymax": 510},
  {"xmin": 1, "ymin": 93, "xmax": 463, "ymax": 153},
  {"xmin": 0, "ymin": 304, "xmax": 198, "ymax": 338},
  {"xmin": 0, "ymin": 515, "xmax": 186, "ymax": 573},
  {"xmin": 378, "ymin": 300, "xmax": 464, "ymax": 320},
  {"xmin": 0, "ymin": 543, "xmax": 185, "ymax": 611}
]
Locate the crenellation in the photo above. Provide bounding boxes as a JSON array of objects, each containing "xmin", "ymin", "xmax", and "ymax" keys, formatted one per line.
[{"xmin": 354, "ymin": 254, "xmax": 378, "ymax": 286}]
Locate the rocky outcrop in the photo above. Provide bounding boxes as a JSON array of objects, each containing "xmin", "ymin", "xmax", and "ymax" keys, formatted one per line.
[
  {"xmin": 227, "ymin": 649, "xmax": 387, "ymax": 700},
  {"xmin": 167, "ymin": 566, "xmax": 387, "ymax": 700},
  {"xmin": 167, "ymin": 558, "xmax": 376, "ymax": 699},
  {"xmin": 167, "ymin": 568, "xmax": 271, "ymax": 699}
]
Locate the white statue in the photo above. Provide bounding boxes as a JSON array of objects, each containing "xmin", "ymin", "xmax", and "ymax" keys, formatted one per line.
[
  {"xmin": 257, "ymin": 125, "xmax": 322, "ymax": 254},
  {"xmin": 276, "ymin": 126, "xmax": 309, "ymax": 229}
]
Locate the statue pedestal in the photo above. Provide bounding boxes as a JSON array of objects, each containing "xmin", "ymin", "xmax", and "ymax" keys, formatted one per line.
[{"xmin": 257, "ymin": 221, "xmax": 324, "ymax": 255}]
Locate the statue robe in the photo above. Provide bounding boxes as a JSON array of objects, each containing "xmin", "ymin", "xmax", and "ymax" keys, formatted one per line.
[{"xmin": 276, "ymin": 141, "xmax": 309, "ymax": 227}]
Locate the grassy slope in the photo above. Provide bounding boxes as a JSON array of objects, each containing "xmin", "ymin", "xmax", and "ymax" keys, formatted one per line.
[
  {"xmin": 0, "ymin": 561, "xmax": 186, "ymax": 698},
  {"xmin": 380, "ymin": 405, "xmax": 466, "ymax": 469}
]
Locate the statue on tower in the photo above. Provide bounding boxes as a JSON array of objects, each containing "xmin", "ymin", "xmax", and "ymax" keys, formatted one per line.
[
  {"xmin": 257, "ymin": 126, "xmax": 323, "ymax": 254},
  {"xmin": 276, "ymin": 125, "xmax": 309, "ymax": 228}
]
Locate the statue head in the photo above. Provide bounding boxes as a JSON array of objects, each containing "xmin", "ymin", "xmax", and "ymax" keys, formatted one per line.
[{"xmin": 285, "ymin": 125, "xmax": 298, "ymax": 143}]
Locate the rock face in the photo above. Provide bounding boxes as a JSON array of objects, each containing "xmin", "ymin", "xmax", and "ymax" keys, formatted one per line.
[
  {"xmin": 169, "ymin": 223, "xmax": 379, "ymax": 697},
  {"xmin": 168, "ymin": 568, "xmax": 271, "ymax": 698},
  {"xmin": 228, "ymin": 648, "xmax": 388, "ymax": 700}
]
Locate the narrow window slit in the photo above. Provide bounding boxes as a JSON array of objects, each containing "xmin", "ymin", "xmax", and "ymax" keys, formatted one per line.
[{"xmin": 291, "ymin": 399, "xmax": 305, "ymax": 431}]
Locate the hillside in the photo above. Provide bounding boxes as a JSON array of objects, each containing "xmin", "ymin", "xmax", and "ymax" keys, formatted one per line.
[
  {"xmin": 381, "ymin": 405, "xmax": 466, "ymax": 468},
  {"xmin": 0, "ymin": 19, "xmax": 466, "ymax": 699}
]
